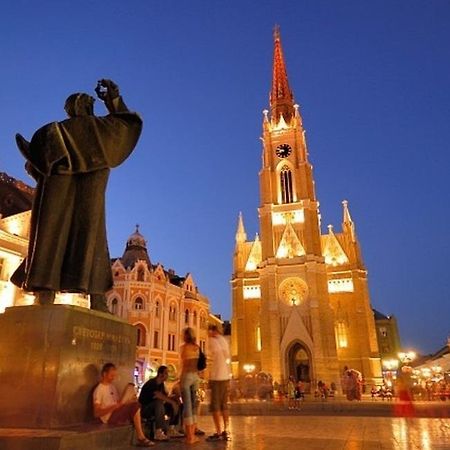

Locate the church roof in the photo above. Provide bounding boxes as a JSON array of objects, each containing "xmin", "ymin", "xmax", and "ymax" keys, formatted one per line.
[
  {"xmin": 120, "ymin": 225, "xmax": 151, "ymax": 269},
  {"xmin": 270, "ymin": 26, "xmax": 295, "ymax": 123},
  {"xmin": 373, "ymin": 309, "xmax": 391, "ymax": 321},
  {"xmin": 0, "ymin": 172, "xmax": 34, "ymax": 218}
]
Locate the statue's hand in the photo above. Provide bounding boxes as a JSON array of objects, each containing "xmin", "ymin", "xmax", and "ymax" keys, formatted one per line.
[{"xmin": 95, "ymin": 79, "xmax": 120, "ymax": 102}]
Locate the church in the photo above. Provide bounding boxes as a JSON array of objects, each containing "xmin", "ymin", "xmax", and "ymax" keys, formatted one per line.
[{"xmin": 231, "ymin": 29, "xmax": 382, "ymax": 389}]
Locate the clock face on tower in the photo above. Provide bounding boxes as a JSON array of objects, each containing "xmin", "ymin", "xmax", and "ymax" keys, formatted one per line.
[{"xmin": 275, "ymin": 143, "xmax": 292, "ymax": 158}]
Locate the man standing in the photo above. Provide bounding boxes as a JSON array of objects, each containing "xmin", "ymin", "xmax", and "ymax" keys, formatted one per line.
[
  {"xmin": 206, "ymin": 325, "xmax": 231, "ymax": 442},
  {"xmin": 139, "ymin": 366, "xmax": 183, "ymax": 441},
  {"xmin": 93, "ymin": 363, "xmax": 153, "ymax": 447}
]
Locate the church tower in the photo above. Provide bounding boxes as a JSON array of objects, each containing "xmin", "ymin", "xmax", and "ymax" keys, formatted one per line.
[{"xmin": 231, "ymin": 28, "xmax": 382, "ymax": 387}]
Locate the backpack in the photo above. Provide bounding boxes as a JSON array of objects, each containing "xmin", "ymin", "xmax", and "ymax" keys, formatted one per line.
[{"xmin": 197, "ymin": 347, "xmax": 207, "ymax": 371}]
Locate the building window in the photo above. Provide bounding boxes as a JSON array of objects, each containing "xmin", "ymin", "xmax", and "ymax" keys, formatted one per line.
[
  {"xmin": 153, "ymin": 331, "xmax": 159, "ymax": 348},
  {"xmin": 185, "ymin": 309, "xmax": 189, "ymax": 325},
  {"xmin": 137, "ymin": 267, "xmax": 145, "ymax": 281},
  {"xmin": 168, "ymin": 334, "xmax": 176, "ymax": 351},
  {"xmin": 169, "ymin": 305, "xmax": 177, "ymax": 321},
  {"xmin": 155, "ymin": 301, "xmax": 160, "ymax": 317},
  {"xmin": 0, "ymin": 257, "xmax": 4, "ymax": 278},
  {"xmin": 256, "ymin": 326, "xmax": 262, "ymax": 352},
  {"xmin": 193, "ymin": 310, "xmax": 198, "ymax": 326},
  {"xmin": 280, "ymin": 165, "xmax": 294, "ymax": 204},
  {"xmin": 335, "ymin": 322, "xmax": 348, "ymax": 349},
  {"xmin": 134, "ymin": 297, "xmax": 144, "ymax": 310},
  {"xmin": 200, "ymin": 313, "xmax": 207, "ymax": 329},
  {"xmin": 379, "ymin": 327, "xmax": 388, "ymax": 338},
  {"xmin": 110, "ymin": 298, "xmax": 119, "ymax": 315},
  {"xmin": 136, "ymin": 325, "xmax": 146, "ymax": 347}
]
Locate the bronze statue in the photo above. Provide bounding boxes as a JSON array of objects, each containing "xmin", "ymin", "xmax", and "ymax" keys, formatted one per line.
[{"xmin": 11, "ymin": 80, "xmax": 143, "ymax": 311}]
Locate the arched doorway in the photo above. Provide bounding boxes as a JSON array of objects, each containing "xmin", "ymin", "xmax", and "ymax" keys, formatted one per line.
[{"xmin": 287, "ymin": 342, "xmax": 312, "ymax": 384}]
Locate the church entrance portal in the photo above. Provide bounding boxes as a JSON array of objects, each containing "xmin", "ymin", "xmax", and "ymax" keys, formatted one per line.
[{"xmin": 287, "ymin": 343, "xmax": 312, "ymax": 385}]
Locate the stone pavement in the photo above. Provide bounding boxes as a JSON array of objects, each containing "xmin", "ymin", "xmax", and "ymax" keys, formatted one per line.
[{"xmin": 118, "ymin": 416, "xmax": 450, "ymax": 450}]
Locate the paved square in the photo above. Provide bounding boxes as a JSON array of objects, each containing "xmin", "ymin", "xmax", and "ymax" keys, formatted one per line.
[{"xmin": 119, "ymin": 415, "xmax": 450, "ymax": 450}]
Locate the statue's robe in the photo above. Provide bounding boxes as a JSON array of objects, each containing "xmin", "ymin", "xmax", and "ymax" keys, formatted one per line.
[{"xmin": 11, "ymin": 99, "xmax": 142, "ymax": 294}]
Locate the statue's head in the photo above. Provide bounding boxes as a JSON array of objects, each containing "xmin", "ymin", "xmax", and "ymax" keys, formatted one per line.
[{"xmin": 64, "ymin": 93, "xmax": 95, "ymax": 118}]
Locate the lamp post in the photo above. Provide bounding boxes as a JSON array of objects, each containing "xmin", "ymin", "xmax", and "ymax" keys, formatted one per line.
[{"xmin": 382, "ymin": 358, "xmax": 399, "ymax": 387}]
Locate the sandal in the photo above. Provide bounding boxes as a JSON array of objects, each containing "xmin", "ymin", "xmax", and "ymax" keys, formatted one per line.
[{"xmin": 136, "ymin": 438, "xmax": 155, "ymax": 447}]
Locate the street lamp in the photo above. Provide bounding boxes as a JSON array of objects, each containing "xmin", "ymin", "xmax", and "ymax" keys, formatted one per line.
[
  {"xmin": 382, "ymin": 359, "xmax": 399, "ymax": 371},
  {"xmin": 398, "ymin": 351, "xmax": 416, "ymax": 364},
  {"xmin": 243, "ymin": 363, "xmax": 256, "ymax": 374}
]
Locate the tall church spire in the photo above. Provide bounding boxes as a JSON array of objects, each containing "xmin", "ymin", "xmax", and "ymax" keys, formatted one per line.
[
  {"xmin": 235, "ymin": 212, "xmax": 247, "ymax": 244},
  {"xmin": 342, "ymin": 200, "xmax": 356, "ymax": 242},
  {"xmin": 270, "ymin": 25, "xmax": 295, "ymax": 123}
]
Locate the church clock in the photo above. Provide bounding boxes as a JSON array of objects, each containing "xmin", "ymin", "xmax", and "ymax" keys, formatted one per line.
[{"xmin": 275, "ymin": 143, "xmax": 292, "ymax": 158}]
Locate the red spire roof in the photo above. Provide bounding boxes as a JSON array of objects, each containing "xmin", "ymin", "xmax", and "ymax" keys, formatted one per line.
[{"xmin": 270, "ymin": 26, "xmax": 295, "ymax": 123}]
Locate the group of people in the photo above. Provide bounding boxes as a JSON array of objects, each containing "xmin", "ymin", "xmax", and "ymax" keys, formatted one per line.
[
  {"xmin": 342, "ymin": 366, "xmax": 363, "ymax": 401},
  {"xmin": 92, "ymin": 324, "xmax": 231, "ymax": 446},
  {"xmin": 286, "ymin": 377, "xmax": 305, "ymax": 409}
]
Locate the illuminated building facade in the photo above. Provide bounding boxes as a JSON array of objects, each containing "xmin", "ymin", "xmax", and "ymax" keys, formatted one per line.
[
  {"xmin": 107, "ymin": 226, "xmax": 220, "ymax": 382},
  {"xmin": 373, "ymin": 309, "xmax": 401, "ymax": 360},
  {"xmin": 231, "ymin": 29, "xmax": 382, "ymax": 387}
]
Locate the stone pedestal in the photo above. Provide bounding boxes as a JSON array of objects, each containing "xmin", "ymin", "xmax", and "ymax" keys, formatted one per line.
[{"xmin": 0, "ymin": 305, "xmax": 137, "ymax": 429}]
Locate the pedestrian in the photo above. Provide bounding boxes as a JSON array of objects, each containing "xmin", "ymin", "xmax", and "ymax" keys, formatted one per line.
[
  {"xmin": 180, "ymin": 327, "xmax": 201, "ymax": 444},
  {"xmin": 206, "ymin": 324, "xmax": 232, "ymax": 442},
  {"xmin": 287, "ymin": 376, "xmax": 296, "ymax": 409}
]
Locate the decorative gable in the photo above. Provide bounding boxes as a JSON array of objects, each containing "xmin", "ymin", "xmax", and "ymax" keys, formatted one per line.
[
  {"xmin": 245, "ymin": 234, "xmax": 262, "ymax": 271},
  {"xmin": 323, "ymin": 225, "xmax": 349, "ymax": 266},
  {"xmin": 276, "ymin": 223, "xmax": 305, "ymax": 259},
  {"xmin": 153, "ymin": 264, "xmax": 166, "ymax": 282}
]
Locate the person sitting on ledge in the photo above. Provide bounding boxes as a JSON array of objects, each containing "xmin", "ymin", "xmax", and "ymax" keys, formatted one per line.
[
  {"xmin": 139, "ymin": 365, "xmax": 184, "ymax": 440},
  {"xmin": 93, "ymin": 363, "xmax": 154, "ymax": 447}
]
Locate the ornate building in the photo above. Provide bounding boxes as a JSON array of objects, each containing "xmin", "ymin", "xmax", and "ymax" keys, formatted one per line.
[
  {"xmin": 107, "ymin": 226, "xmax": 221, "ymax": 383},
  {"xmin": 231, "ymin": 29, "xmax": 382, "ymax": 388}
]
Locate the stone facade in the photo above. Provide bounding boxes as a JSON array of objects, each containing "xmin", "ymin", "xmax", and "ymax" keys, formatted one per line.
[
  {"xmin": 231, "ymin": 29, "xmax": 382, "ymax": 388},
  {"xmin": 373, "ymin": 309, "xmax": 401, "ymax": 360}
]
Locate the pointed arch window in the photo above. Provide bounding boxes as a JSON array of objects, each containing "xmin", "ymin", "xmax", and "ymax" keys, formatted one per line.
[
  {"xmin": 185, "ymin": 309, "xmax": 190, "ymax": 325},
  {"xmin": 110, "ymin": 298, "xmax": 119, "ymax": 315},
  {"xmin": 136, "ymin": 324, "xmax": 147, "ymax": 347},
  {"xmin": 335, "ymin": 321, "xmax": 348, "ymax": 349},
  {"xmin": 280, "ymin": 165, "xmax": 294, "ymax": 204},
  {"xmin": 137, "ymin": 267, "xmax": 145, "ymax": 282},
  {"xmin": 134, "ymin": 297, "xmax": 144, "ymax": 310}
]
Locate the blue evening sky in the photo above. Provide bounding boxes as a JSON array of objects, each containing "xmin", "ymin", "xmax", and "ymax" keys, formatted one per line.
[{"xmin": 1, "ymin": 1, "xmax": 449, "ymax": 354}]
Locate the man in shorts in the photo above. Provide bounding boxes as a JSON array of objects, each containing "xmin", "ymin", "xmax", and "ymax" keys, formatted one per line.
[
  {"xmin": 206, "ymin": 325, "xmax": 231, "ymax": 442},
  {"xmin": 93, "ymin": 363, "xmax": 154, "ymax": 447}
]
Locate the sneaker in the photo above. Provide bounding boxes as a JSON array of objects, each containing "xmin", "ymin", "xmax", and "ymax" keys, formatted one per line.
[
  {"xmin": 195, "ymin": 428, "xmax": 206, "ymax": 436},
  {"xmin": 167, "ymin": 426, "xmax": 184, "ymax": 438},
  {"xmin": 154, "ymin": 429, "xmax": 169, "ymax": 441},
  {"xmin": 206, "ymin": 433, "xmax": 222, "ymax": 442},
  {"xmin": 222, "ymin": 431, "xmax": 231, "ymax": 441}
]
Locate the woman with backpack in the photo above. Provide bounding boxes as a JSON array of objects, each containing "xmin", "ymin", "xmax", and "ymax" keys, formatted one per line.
[{"xmin": 180, "ymin": 327, "xmax": 205, "ymax": 444}]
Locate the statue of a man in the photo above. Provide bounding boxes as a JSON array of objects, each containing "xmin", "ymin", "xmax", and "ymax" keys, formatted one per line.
[{"xmin": 11, "ymin": 80, "xmax": 143, "ymax": 311}]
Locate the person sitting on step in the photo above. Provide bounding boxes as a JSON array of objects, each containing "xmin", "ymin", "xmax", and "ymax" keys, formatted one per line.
[
  {"xmin": 139, "ymin": 365, "xmax": 183, "ymax": 440},
  {"xmin": 93, "ymin": 363, "xmax": 154, "ymax": 447}
]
